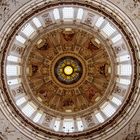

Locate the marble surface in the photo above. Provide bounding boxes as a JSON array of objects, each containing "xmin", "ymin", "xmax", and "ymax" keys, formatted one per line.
[
  {"xmin": 0, "ymin": 0, "xmax": 29, "ymax": 28},
  {"xmin": 0, "ymin": 108, "xmax": 31, "ymax": 140},
  {"xmin": 109, "ymin": 0, "xmax": 140, "ymax": 30},
  {"xmin": 108, "ymin": 106, "xmax": 140, "ymax": 140}
]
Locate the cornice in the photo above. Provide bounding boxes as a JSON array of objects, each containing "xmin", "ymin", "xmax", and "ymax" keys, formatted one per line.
[{"xmin": 0, "ymin": 0, "xmax": 140, "ymax": 140}]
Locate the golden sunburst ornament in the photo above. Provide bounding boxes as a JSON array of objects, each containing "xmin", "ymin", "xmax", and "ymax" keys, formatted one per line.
[
  {"xmin": 54, "ymin": 56, "xmax": 83, "ymax": 85},
  {"xmin": 64, "ymin": 66, "xmax": 73, "ymax": 75}
]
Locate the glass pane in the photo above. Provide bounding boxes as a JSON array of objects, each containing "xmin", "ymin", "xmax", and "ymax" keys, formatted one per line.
[
  {"xmin": 111, "ymin": 97, "xmax": 122, "ymax": 106},
  {"xmin": 33, "ymin": 17, "xmax": 42, "ymax": 28},
  {"xmin": 63, "ymin": 119, "xmax": 74, "ymax": 133},
  {"xmin": 63, "ymin": 7, "xmax": 74, "ymax": 19},
  {"xmin": 77, "ymin": 8, "xmax": 83, "ymax": 20},
  {"xmin": 117, "ymin": 64, "xmax": 132, "ymax": 76},
  {"xmin": 102, "ymin": 23, "xmax": 116, "ymax": 36},
  {"xmin": 119, "ymin": 78, "xmax": 130, "ymax": 85},
  {"xmin": 117, "ymin": 55, "xmax": 130, "ymax": 62},
  {"xmin": 8, "ymin": 79, "xmax": 19, "ymax": 85},
  {"xmin": 6, "ymin": 65, "xmax": 20, "ymax": 76},
  {"xmin": 16, "ymin": 35, "xmax": 26, "ymax": 44},
  {"xmin": 33, "ymin": 112, "xmax": 43, "ymax": 123},
  {"xmin": 95, "ymin": 112, "xmax": 104, "ymax": 123},
  {"xmin": 77, "ymin": 119, "xmax": 84, "ymax": 131},
  {"xmin": 95, "ymin": 17, "xmax": 104, "ymax": 27},
  {"xmin": 16, "ymin": 97, "xmax": 26, "ymax": 106},
  {"xmin": 53, "ymin": 8, "xmax": 60, "ymax": 20},
  {"xmin": 7, "ymin": 55, "xmax": 19, "ymax": 62},
  {"xmin": 21, "ymin": 23, "xmax": 35, "ymax": 37},
  {"xmin": 102, "ymin": 103, "xmax": 116, "ymax": 117},
  {"xmin": 22, "ymin": 103, "xmax": 36, "ymax": 117},
  {"xmin": 112, "ymin": 34, "xmax": 122, "ymax": 43},
  {"xmin": 54, "ymin": 120, "xmax": 61, "ymax": 131}
]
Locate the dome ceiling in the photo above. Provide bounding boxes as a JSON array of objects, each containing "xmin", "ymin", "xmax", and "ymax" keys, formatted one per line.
[
  {"xmin": 25, "ymin": 28, "xmax": 111, "ymax": 114},
  {"xmin": 0, "ymin": 0, "xmax": 140, "ymax": 140}
]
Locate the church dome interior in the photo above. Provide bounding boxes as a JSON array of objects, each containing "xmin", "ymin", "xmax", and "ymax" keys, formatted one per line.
[{"xmin": 0, "ymin": 0, "xmax": 140, "ymax": 140}]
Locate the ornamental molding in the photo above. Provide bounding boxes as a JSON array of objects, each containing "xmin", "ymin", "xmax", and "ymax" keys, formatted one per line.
[{"xmin": 0, "ymin": 0, "xmax": 140, "ymax": 140}]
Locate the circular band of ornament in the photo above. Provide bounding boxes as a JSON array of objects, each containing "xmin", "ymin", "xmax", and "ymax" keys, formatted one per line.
[
  {"xmin": 0, "ymin": 0, "xmax": 140, "ymax": 140},
  {"xmin": 51, "ymin": 52, "xmax": 87, "ymax": 88},
  {"xmin": 22, "ymin": 27, "xmax": 113, "ymax": 115},
  {"xmin": 54, "ymin": 56, "xmax": 83, "ymax": 84}
]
